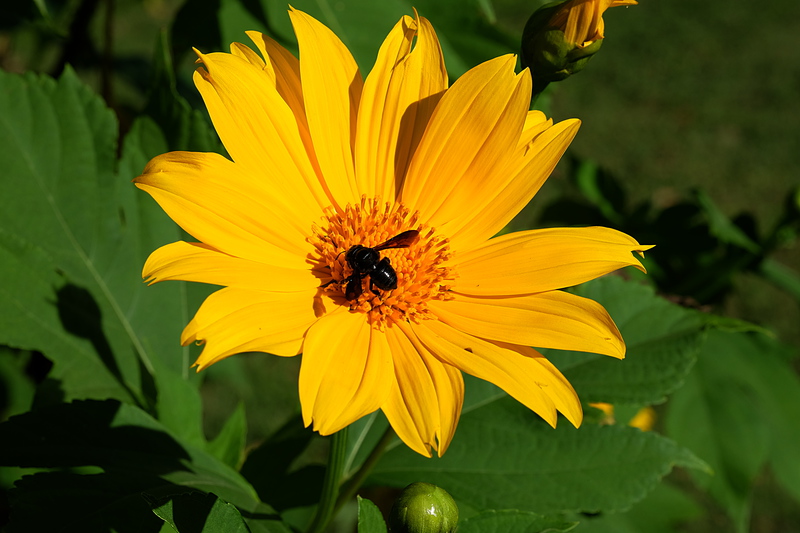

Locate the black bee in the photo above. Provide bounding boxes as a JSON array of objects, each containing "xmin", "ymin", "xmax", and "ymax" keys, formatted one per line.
[{"xmin": 322, "ymin": 230, "xmax": 420, "ymax": 300}]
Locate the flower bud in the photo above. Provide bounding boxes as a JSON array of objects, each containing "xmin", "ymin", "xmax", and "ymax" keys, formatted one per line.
[
  {"xmin": 521, "ymin": 0, "xmax": 637, "ymax": 90},
  {"xmin": 388, "ymin": 482, "xmax": 459, "ymax": 533}
]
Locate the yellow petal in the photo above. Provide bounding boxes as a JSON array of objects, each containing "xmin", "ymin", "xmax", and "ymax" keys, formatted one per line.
[
  {"xmin": 494, "ymin": 340, "xmax": 583, "ymax": 426},
  {"xmin": 447, "ymin": 116, "xmax": 581, "ymax": 250},
  {"xmin": 192, "ymin": 49, "xmax": 330, "ymax": 217},
  {"xmin": 415, "ymin": 321, "xmax": 578, "ymax": 427},
  {"xmin": 381, "ymin": 323, "xmax": 464, "ymax": 457},
  {"xmin": 355, "ymin": 14, "xmax": 447, "ymax": 200},
  {"xmin": 455, "ymin": 227, "xmax": 653, "ymax": 296},
  {"xmin": 135, "ymin": 151, "xmax": 310, "ymax": 267},
  {"xmin": 143, "ymin": 241, "xmax": 317, "ymax": 292},
  {"xmin": 229, "ymin": 41, "xmax": 269, "ymax": 70},
  {"xmin": 430, "ymin": 291, "xmax": 625, "ymax": 358},
  {"xmin": 299, "ymin": 311, "xmax": 393, "ymax": 434},
  {"xmin": 289, "ymin": 8, "xmax": 363, "ymax": 209},
  {"xmin": 245, "ymin": 30, "xmax": 323, "ymax": 187},
  {"xmin": 400, "ymin": 55, "xmax": 530, "ymax": 232},
  {"xmin": 184, "ymin": 287, "xmax": 320, "ymax": 369}
]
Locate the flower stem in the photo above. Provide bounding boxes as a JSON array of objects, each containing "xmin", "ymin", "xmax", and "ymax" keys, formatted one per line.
[
  {"xmin": 306, "ymin": 427, "xmax": 349, "ymax": 533},
  {"xmin": 334, "ymin": 426, "xmax": 395, "ymax": 514}
]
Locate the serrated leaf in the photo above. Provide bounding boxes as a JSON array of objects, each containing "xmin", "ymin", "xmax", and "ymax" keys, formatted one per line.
[
  {"xmin": 459, "ymin": 510, "xmax": 577, "ymax": 533},
  {"xmin": 357, "ymin": 496, "xmax": 387, "ymax": 533},
  {"xmin": 0, "ymin": 69, "xmax": 191, "ymax": 405},
  {"xmin": 370, "ymin": 396, "xmax": 707, "ymax": 514},
  {"xmin": 151, "ymin": 492, "xmax": 250, "ymax": 533},
  {"xmin": 544, "ymin": 277, "xmax": 704, "ymax": 406},
  {"xmin": 0, "ymin": 399, "xmax": 290, "ymax": 533}
]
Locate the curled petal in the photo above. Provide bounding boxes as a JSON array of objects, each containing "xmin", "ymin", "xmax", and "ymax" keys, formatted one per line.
[
  {"xmin": 192, "ymin": 49, "xmax": 330, "ymax": 216},
  {"xmin": 430, "ymin": 291, "xmax": 625, "ymax": 359},
  {"xmin": 355, "ymin": 14, "xmax": 448, "ymax": 199},
  {"xmin": 245, "ymin": 30, "xmax": 323, "ymax": 186},
  {"xmin": 184, "ymin": 287, "xmax": 321, "ymax": 369}
]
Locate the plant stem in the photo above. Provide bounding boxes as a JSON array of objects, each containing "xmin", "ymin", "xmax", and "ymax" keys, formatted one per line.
[
  {"xmin": 334, "ymin": 426, "xmax": 395, "ymax": 514},
  {"xmin": 306, "ymin": 427, "xmax": 349, "ymax": 533}
]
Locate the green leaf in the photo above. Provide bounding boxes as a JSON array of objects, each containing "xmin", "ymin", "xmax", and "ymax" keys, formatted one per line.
[
  {"xmin": 0, "ymin": 348, "xmax": 37, "ymax": 420},
  {"xmin": 475, "ymin": 0, "xmax": 497, "ymax": 24},
  {"xmin": 759, "ymin": 258, "xmax": 800, "ymax": 302},
  {"xmin": 545, "ymin": 277, "xmax": 704, "ymax": 406},
  {"xmin": 145, "ymin": 29, "xmax": 223, "ymax": 154},
  {"xmin": 459, "ymin": 510, "xmax": 577, "ymax": 533},
  {"xmin": 665, "ymin": 334, "xmax": 765, "ymax": 531},
  {"xmin": 695, "ymin": 189, "xmax": 761, "ymax": 253},
  {"xmin": 0, "ymin": 69, "xmax": 191, "ymax": 405},
  {"xmin": 370, "ymin": 396, "xmax": 707, "ymax": 514},
  {"xmin": 206, "ymin": 402, "xmax": 248, "ymax": 470},
  {"xmin": 150, "ymin": 492, "xmax": 251, "ymax": 533},
  {"xmin": 666, "ymin": 330, "xmax": 800, "ymax": 529},
  {"xmin": 572, "ymin": 160, "xmax": 625, "ymax": 226},
  {"xmin": 357, "ymin": 496, "xmax": 388, "ymax": 533},
  {"xmin": 345, "ymin": 412, "xmax": 391, "ymax": 478},
  {"xmin": 412, "ymin": 0, "xmax": 517, "ymax": 78},
  {"xmin": 154, "ymin": 363, "xmax": 206, "ymax": 449},
  {"xmin": 573, "ymin": 483, "xmax": 702, "ymax": 533},
  {"xmin": 240, "ymin": 415, "xmax": 324, "ymax": 511},
  {"xmin": 0, "ymin": 399, "xmax": 291, "ymax": 533},
  {"xmin": 749, "ymin": 341, "xmax": 800, "ymax": 504}
]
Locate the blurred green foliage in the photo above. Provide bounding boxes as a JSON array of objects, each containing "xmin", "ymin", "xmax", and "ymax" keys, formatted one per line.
[{"xmin": 1, "ymin": 1, "xmax": 799, "ymax": 532}]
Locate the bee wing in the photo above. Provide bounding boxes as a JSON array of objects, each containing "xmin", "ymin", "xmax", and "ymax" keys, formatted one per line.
[{"xmin": 374, "ymin": 230, "xmax": 420, "ymax": 251}]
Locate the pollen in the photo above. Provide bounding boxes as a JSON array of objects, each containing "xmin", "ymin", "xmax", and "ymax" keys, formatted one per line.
[{"xmin": 308, "ymin": 197, "xmax": 454, "ymax": 328}]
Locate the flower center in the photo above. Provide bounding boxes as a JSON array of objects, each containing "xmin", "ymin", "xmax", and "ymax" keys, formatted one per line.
[{"xmin": 309, "ymin": 197, "xmax": 453, "ymax": 329}]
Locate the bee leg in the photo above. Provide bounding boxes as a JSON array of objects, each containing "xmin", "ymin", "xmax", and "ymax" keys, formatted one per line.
[
  {"xmin": 345, "ymin": 276, "xmax": 364, "ymax": 301},
  {"xmin": 368, "ymin": 278, "xmax": 381, "ymax": 296}
]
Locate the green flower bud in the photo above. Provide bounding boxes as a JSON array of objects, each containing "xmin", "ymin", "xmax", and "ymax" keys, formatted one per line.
[
  {"xmin": 521, "ymin": 0, "xmax": 637, "ymax": 92},
  {"xmin": 388, "ymin": 482, "xmax": 459, "ymax": 533}
]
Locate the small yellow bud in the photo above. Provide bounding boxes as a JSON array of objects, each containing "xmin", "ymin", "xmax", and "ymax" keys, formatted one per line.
[{"xmin": 521, "ymin": 0, "xmax": 637, "ymax": 92}]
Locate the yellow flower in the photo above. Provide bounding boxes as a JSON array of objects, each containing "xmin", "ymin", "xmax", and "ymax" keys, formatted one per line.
[
  {"xmin": 551, "ymin": 0, "xmax": 638, "ymax": 48},
  {"xmin": 135, "ymin": 8, "xmax": 651, "ymax": 457},
  {"xmin": 590, "ymin": 403, "xmax": 656, "ymax": 431},
  {"xmin": 521, "ymin": 0, "xmax": 636, "ymax": 90},
  {"xmin": 628, "ymin": 406, "xmax": 656, "ymax": 431}
]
